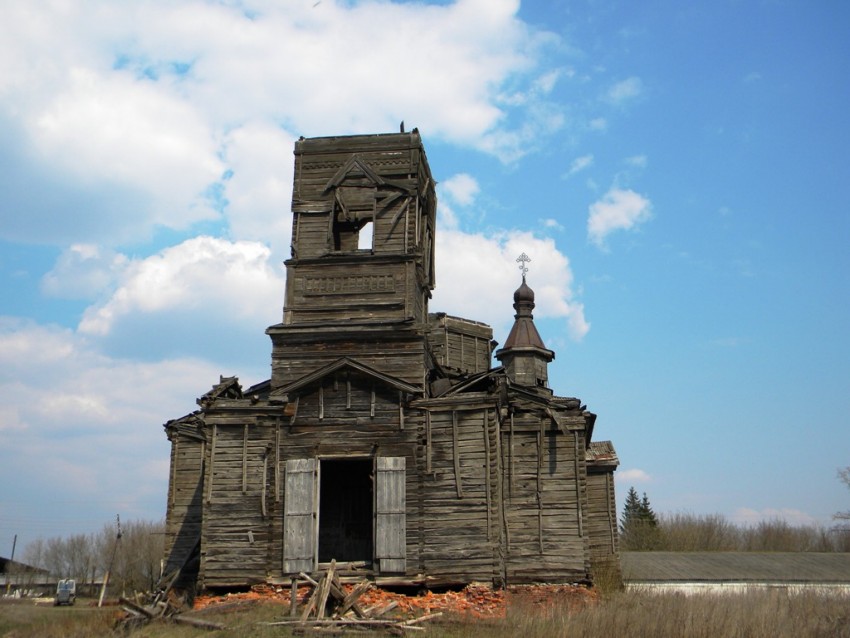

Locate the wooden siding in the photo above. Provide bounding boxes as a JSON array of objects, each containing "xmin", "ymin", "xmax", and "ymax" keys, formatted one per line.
[
  {"xmin": 374, "ymin": 457, "xmax": 407, "ymax": 573},
  {"xmin": 200, "ymin": 417, "xmax": 273, "ymax": 588},
  {"xmin": 162, "ymin": 422, "xmax": 204, "ymax": 588},
  {"xmin": 501, "ymin": 418, "xmax": 589, "ymax": 583},
  {"xmin": 417, "ymin": 408, "xmax": 497, "ymax": 582},
  {"xmin": 283, "ymin": 458, "xmax": 317, "ymax": 574},
  {"xmin": 271, "ymin": 132, "xmax": 436, "ymax": 391},
  {"xmin": 169, "ymin": 383, "xmax": 605, "ymax": 588},
  {"xmin": 266, "ymin": 375, "xmax": 423, "ymax": 581},
  {"xmin": 427, "ymin": 314, "xmax": 494, "ymax": 375},
  {"xmin": 268, "ymin": 328, "xmax": 429, "ymax": 390},
  {"xmin": 586, "ymin": 469, "xmax": 619, "ymax": 567},
  {"xmin": 281, "ymin": 256, "xmax": 424, "ymax": 325}
]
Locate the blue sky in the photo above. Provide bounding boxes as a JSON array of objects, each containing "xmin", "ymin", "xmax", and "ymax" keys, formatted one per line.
[{"xmin": 1, "ymin": 0, "xmax": 848, "ymax": 549}]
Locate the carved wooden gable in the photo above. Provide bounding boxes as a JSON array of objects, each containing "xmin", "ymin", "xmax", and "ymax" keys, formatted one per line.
[{"xmin": 321, "ymin": 155, "xmax": 415, "ymax": 253}]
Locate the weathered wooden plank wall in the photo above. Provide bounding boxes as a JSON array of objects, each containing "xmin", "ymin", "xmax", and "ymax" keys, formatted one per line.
[
  {"xmin": 586, "ymin": 466, "xmax": 620, "ymax": 576},
  {"xmin": 427, "ymin": 314, "xmax": 494, "ymax": 374},
  {"xmin": 162, "ymin": 422, "xmax": 205, "ymax": 586},
  {"xmin": 270, "ymin": 131, "xmax": 436, "ymax": 390},
  {"xmin": 200, "ymin": 416, "xmax": 273, "ymax": 588},
  {"xmin": 501, "ymin": 416, "xmax": 589, "ymax": 583},
  {"xmin": 266, "ymin": 374, "xmax": 423, "ymax": 579},
  {"xmin": 162, "ymin": 132, "xmax": 617, "ymax": 592},
  {"xmin": 417, "ymin": 408, "xmax": 496, "ymax": 582},
  {"xmin": 270, "ymin": 332, "xmax": 429, "ymax": 390}
]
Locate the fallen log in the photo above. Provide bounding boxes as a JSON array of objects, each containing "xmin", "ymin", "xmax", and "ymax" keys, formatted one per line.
[{"xmin": 171, "ymin": 615, "xmax": 225, "ymax": 630}]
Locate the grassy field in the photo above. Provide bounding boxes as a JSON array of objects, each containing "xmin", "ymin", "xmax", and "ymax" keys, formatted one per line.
[{"xmin": 1, "ymin": 589, "xmax": 848, "ymax": 638}]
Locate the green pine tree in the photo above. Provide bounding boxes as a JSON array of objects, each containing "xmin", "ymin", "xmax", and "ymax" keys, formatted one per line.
[
  {"xmin": 620, "ymin": 486, "xmax": 663, "ymax": 550},
  {"xmin": 620, "ymin": 486, "xmax": 643, "ymax": 534},
  {"xmin": 640, "ymin": 492, "xmax": 659, "ymax": 527}
]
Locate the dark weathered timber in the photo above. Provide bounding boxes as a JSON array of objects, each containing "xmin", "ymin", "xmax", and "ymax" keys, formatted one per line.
[{"xmin": 161, "ymin": 131, "xmax": 620, "ymax": 592}]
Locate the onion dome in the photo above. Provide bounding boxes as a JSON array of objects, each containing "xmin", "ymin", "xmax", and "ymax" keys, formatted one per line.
[{"xmin": 496, "ymin": 275, "xmax": 555, "ymax": 388}]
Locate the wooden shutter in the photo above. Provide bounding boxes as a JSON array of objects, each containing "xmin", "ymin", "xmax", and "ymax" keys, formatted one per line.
[
  {"xmin": 375, "ymin": 456, "xmax": 406, "ymax": 573},
  {"xmin": 283, "ymin": 458, "xmax": 317, "ymax": 573}
]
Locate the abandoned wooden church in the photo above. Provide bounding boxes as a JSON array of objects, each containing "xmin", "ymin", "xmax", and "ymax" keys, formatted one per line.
[{"xmin": 161, "ymin": 131, "xmax": 620, "ymax": 591}]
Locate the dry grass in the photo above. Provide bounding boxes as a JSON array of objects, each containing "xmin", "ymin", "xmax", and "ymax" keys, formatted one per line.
[
  {"xmin": 2, "ymin": 589, "xmax": 848, "ymax": 637},
  {"xmin": 441, "ymin": 589, "xmax": 850, "ymax": 638},
  {"xmin": 0, "ymin": 598, "xmax": 118, "ymax": 638}
]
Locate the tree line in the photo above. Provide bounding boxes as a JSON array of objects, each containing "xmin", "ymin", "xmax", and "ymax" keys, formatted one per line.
[
  {"xmin": 9, "ymin": 519, "xmax": 164, "ymax": 596},
  {"xmin": 620, "ymin": 483, "xmax": 850, "ymax": 552}
]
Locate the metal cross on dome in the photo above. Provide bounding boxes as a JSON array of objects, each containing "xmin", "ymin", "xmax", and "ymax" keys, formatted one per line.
[{"xmin": 516, "ymin": 253, "xmax": 531, "ymax": 279}]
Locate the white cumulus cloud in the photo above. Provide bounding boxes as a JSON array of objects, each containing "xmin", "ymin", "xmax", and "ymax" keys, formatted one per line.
[
  {"xmin": 79, "ymin": 236, "xmax": 284, "ymax": 337},
  {"xmin": 441, "ymin": 173, "xmax": 481, "ymax": 207},
  {"xmin": 32, "ymin": 67, "xmax": 224, "ymax": 230},
  {"xmin": 0, "ymin": 319, "xmax": 223, "ymax": 534},
  {"xmin": 432, "ymin": 228, "xmax": 589, "ymax": 341},
  {"xmin": 565, "ymin": 154, "xmax": 594, "ymax": 177},
  {"xmin": 222, "ymin": 121, "xmax": 297, "ymax": 253},
  {"xmin": 587, "ymin": 187, "xmax": 652, "ymax": 248},
  {"xmin": 41, "ymin": 244, "xmax": 130, "ymax": 300},
  {"xmin": 616, "ymin": 468, "xmax": 652, "ymax": 484},
  {"xmin": 0, "ymin": 0, "xmax": 565, "ymax": 248},
  {"xmin": 606, "ymin": 76, "xmax": 643, "ymax": 104}
]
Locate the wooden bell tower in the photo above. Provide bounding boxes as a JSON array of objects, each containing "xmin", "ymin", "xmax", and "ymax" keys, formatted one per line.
[{"xmin": 267, "ymin": 131, "xmax": 438, "ymax": 389}]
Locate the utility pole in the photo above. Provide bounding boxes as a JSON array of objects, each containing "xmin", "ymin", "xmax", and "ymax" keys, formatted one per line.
[
  {"xmin": 4, "ymin": 534, "xmax": 16, "ymax": 596},
  {"xmin": 98, "ymin": 515, "xmax": 122, "ymax": 608}
]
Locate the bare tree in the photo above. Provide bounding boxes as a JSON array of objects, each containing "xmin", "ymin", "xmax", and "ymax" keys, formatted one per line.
[
  {"xmin": 43, "ymin": 536, "xmax": 67, "ymax": 579},
  {"xmin": 94, "ymin": 518, "xmax": 165, "ymax": 597},
  {"xmin": 19, "ymin": 538, "xmax": 46, "ymax": 591},
  {"xmin": 835, "ymin": 467, "xmax": 850, "ymax": 522},
  {"xmin": 20, "ymin": 518, "xmax": 166, "ymax": 598}
]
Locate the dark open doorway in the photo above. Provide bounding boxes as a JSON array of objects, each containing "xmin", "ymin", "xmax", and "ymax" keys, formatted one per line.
[{"xmin": 318, "ymin": 459, "xmax": 373, "ymax": 563}]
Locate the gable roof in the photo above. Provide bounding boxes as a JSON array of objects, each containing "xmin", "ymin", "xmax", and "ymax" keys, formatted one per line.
[
  {"xmin": 323, "ymin": 155, "xmax": 385, "ymax": 192},
  {"xmin": 322, "ymin": 155, "xmax": 413, "ymax": 195},
  {"xmin": 199, "ymin": 376, "xmax": 242, "ymax": 402},
  {"xmin": 622, "ymin": 552, "xmax": 850, "ymax": 584},
  {"xmin": 439, "ymin": 368, "xmax": 502, "ymax": 396},
  {"xmin": 270, "ymin": 357, "xmax": 421, "ymax": 401},
  {"xmin": 587, "ymin": 440, "xmax": 619, "ymax": 468}
]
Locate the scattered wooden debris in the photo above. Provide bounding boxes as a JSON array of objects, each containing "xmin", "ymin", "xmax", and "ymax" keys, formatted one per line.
[
  {"xmin": 261, "ymin": 560, "xmax": 442, "ymax": 634},
  {"xmin": 116, "ymin": 595, "xmax": 224, "ymax": 632}
]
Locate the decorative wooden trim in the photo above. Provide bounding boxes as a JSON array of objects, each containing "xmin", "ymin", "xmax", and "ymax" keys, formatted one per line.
[
  {"xmin": 275, "ymin": 418, "xmax": 281, "ymax": 503},
  {"xmin": 346, "ymin": 373, "xmax": 351, "ymax": 409},
  {"xmin": 509, "ymin": 413, "xmax": 515, "ymax": 501},
  {"xmin": 261, "ymin": 451, "xmax": 268, "ymax": 519},
  {"xmin": 242, "ymin": 424, "xmax": 248, "ymax": 494},
  {"xmin": 291, "ymin": 396, "xmax": 300, "ymax": 426},
  {"xmin": 574, "ymin": 433, "xmax": 584, "ymax": 538},
  {"xmin": 483, "ymin": 409, "xmax": 492, "ymax": 541},
  {"xmin": 606, "ymin": 471, "xmax": 615, "ymax": 553},
  {"xmin": 414, "ymin": 196, "xmax": 419, "ymax": 251},
  {"xmin": 425, "ymin": 411, "xmax": 432, "ymax": 473},
  {"xmin": 404, "ymin": 200, "xmax": 410, "ymax": 253},
  {"xmin": 170, "ymin": 434, "xmax": 178, "ymax": 507},
  {"xmin": 207, "ymin": 424, "xmax": 217, "ymax": 503},
  {"xmin": 452, "ymin": 411, "xmax": 463, "ymax": 498},
  {"xmin": 495, "ymin": 410, "xmax": 510, "ymax": 555},
  {"xmin": 537, "ymin": 423, "xmax": 544, "ymax": 554}
]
